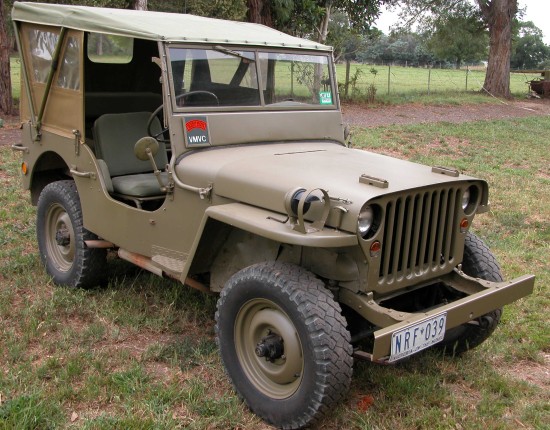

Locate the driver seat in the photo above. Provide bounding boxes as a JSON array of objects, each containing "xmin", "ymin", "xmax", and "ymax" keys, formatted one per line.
[{"xmin": 93, "ymin": 111, "xmax": 168, "ymax": 208}]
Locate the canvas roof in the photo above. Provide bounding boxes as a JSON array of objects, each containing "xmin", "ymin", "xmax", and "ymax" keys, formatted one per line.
[{"xmin": 12, "ymin": 2, "xmax": 331, "ymax": 51}]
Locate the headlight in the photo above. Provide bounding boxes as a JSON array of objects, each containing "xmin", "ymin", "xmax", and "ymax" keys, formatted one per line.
[
  {"xmin": 461, "ymin": 188, "xmax": 471, "ymax": 210},
  {"xmin": 358, "ymin": 205, "xmax": 374, "ymax": 237},
  {"xmin": 461, "ymin": 185, "xmax": 480, "ymax": 215},
  {"xmin": 284, "ymin": 187, "xmax": 321, "ymax": 217}
]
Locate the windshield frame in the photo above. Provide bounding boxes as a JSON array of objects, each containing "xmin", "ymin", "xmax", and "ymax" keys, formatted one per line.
[{"xmin": 165, "ymin": 43, "xmax": 339, "ymax": 113}]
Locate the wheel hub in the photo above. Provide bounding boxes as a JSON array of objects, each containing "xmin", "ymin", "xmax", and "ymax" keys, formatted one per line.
[
  {"xmin": 255, "ymin": 332, "xmax": 284, "ymax": 362},
  {"xmin": 55, "ymin": 227, "xmax": 70, "ymax": 246}
]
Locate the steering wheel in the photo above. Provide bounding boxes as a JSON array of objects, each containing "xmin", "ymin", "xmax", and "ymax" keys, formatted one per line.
[
  {"xmin": 147, "ymin": 91, "xmax": 220, "ymax": 143},
  {"xmin": 175, "ymin": 90, "xmax": 219, "ymax": 107}
]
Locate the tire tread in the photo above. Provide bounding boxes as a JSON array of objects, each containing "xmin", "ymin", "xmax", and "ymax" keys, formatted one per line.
[
  {"xmin": 37, "ymin": 180, "xmax": 107, "ymax": 288},
  {"xmin": 216, "ymin": 262, "xmax": 353, "ymax": 429}
]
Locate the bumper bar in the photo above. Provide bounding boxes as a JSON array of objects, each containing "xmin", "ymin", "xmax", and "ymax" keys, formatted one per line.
[{"xmin": 344, "ymin": 270, "xmax": 535, "ymax": 362}]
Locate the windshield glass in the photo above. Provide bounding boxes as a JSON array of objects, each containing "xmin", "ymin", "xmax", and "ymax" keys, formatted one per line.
[
  {"xmin": 168, "ymin": 47, "xmax": 334, "ymax": 109},
  {"xmin": 259, "ymin": 52, "xmax": 333, "ymax": 106}
]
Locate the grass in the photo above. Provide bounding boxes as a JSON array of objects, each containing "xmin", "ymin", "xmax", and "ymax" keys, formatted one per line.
[
  {"xmin": 9, "ymin": 56, "xmax": 21, "ymax": 106},
  {"xmin": 1, "ymin": 111, "xmax": 548, "ymax": 428},
  {"xmin": 334, "ymin": 63, "xmax": 541, "ymax": 102}
]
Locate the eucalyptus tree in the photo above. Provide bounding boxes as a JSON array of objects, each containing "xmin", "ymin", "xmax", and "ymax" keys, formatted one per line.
[{"xmin": 395, "ymin": 0, "xmax": 521, "ymax": 98}]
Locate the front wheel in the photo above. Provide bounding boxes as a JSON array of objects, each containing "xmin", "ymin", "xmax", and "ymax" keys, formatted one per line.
[
  {"xmin": 216, "ymin": 262, "xmax": 353, "ymax": 429},
  {"xmin": 438, "ymin": 232, "xmax": 503, "ymax": 355},
  {"xmin": 36, "ymin": 180, "xmax": 107, "ymax": 288}
]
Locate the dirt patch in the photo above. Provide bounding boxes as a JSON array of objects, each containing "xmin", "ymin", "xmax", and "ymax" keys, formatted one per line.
[
  {"xmin": 0, "ymin": 115, "xmax": 22, "ymax": 147},
  {"xmin": 342, "ymin": 99, "xmax": 550, "ymax": 128},
  {"xmin": 504, "ymin": 353, "xmax": 550, "ymax": 391}
]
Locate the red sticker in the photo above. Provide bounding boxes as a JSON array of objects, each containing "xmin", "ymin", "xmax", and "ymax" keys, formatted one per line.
[{"xmin": 185, "ymin": 119, "xmax": 207, "ymax": 132}]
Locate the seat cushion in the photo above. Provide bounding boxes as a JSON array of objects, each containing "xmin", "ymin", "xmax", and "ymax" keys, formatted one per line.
[
  {"xmin": 93, "ymin": 112, "xmax": 167, "ymax": 177},
  {"xmin": 112, "ymin": 172, "xmax": 168, "ymax": 197}
]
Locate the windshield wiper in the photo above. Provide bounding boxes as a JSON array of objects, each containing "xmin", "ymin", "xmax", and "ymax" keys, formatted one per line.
[{"xmin": 214, "ymin": 45, "xmax": 255, "ymax": 62}]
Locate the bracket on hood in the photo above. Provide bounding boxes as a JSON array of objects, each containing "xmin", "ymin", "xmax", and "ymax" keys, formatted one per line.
[
  {"xmin": 359, "ymin": 174, "xmax": 389, "ymax": 189},
  {"xmin": 432, "ymin": 166, "xmax": 460, "ymax": 177},
  {"xmin": 288, "ymin": 188, "xmax": 331, "ymax": 234}
]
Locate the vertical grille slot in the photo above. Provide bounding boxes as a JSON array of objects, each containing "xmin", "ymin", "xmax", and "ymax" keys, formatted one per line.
[{"xmin": 378, "ymin": 186, "xmax": 460, "ymax": 284}]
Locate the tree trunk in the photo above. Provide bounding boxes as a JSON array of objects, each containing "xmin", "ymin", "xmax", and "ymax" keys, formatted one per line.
[
  {"xmin": 0, "ymin": 0, "xmax": 14, "ymax": 115},
  {"xmin": 132, "ymin": 0, "xmax": 147, "ymax": 11},
  {"xmin": 477, "ymin": 0, "xmax": 516, "ymax": 98},
  {"xmin": 317, "ymin": 4, "xmax": 332, "ymax": 44},
  {"xmin": 246, "ymin": 0, "xmax": 273, "ymax": 27},
  {"xmin": 344, "ymin": 59, "xmax": 351, "ymax": 99}
]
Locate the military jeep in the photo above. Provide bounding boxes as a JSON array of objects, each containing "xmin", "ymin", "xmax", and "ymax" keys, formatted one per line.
[{"xmin": 11, "ymin": 3, "xmax": 534, "ymax": 429}]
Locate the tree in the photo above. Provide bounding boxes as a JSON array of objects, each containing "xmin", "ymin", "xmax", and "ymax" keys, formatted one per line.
[
  {"xmin": 511, "ymin": 21, "xmax": 550, "ymax": 69},
  {"xmin": 0, "ymin": 0, "xmax": 14, "ymax": 115},
  {"xmin": 425, "ymin": 3, "xmax": 488, "ymax": 68},
  {"xmin": 131, "ymin": 0, "xmax": 147, "ymax": 10},
  {"xmin": 149, "ymin": 0, "xmax": 246, "ymax": 20},
  {"xmin": 478, "ymin": 0, "xmax": 517, "ymax": 98},
  {"xmin": 247, "ymin": 1, "xmax": 388, "ymax": 43},
  {"xmin": 395, "ymin": 0, "xmax": 520, "ymax": 98}
]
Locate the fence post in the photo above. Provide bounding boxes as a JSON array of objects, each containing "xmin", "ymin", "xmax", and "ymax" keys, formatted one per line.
[
  {"xmin": 465, "ymin": 66, "xmax": 469, "ymax": 91},
  {"xmin": 428, "ymin": 65, "xmax": 431, "ymax": 95},
  {"xmin": 387, "ymin": 63, "xmax": 391, "ymax": 95},
  {"xmin": 345, "ymin": 60, "xmax": 351, "ymax": 99}
]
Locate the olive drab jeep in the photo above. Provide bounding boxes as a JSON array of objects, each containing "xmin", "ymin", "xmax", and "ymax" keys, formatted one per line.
[{"xmin": 11, "ymin": 3, "xmax": 534, "ymax": 429}]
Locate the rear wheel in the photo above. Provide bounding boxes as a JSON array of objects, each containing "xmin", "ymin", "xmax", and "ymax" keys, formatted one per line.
[
  {"xmin": 438, "ymin": 232, "xmax": 503, "ymax": 355},
  {"xmin": 216, "ymin": 262, "xmax": 353, "ymax": 429},
  {"xmin": 37, "ymin": 180, "xmax": 107, "ymax": 288}
]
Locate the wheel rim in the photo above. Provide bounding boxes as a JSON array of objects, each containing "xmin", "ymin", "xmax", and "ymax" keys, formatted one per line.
[
  {"xmin": 234, "ymin": 298, "xmax": 304, "ymax": 399},
  {"xmin": 44, "ymin": 203, "xmax": 75, "ymax": 272}
]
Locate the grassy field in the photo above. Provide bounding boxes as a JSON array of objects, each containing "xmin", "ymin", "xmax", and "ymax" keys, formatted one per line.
[
  {"xmin": 9, "ymin": 56, "xmax": 21, "ymax": 103},
  {"xmin": 334, "ymin": 63, "xmax": 542, "ymax": 102},
  {"xmin": 1, "ymin": 113, "xmax": 548, "ymax": 428}
]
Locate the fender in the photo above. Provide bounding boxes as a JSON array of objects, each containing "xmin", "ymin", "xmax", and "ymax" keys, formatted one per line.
[
  {"xmin": 205, "ymin": 203, "xmax": 357, "ymax": 248},
  {"xmin": 179, "ymin": 202, "xmax": 358, "ymax": 284}
]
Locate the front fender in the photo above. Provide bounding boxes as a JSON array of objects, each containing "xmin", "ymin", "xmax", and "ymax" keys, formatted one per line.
[{"xmin": 205, "ymin": 203, "xmax": 357, "ymax": 248}]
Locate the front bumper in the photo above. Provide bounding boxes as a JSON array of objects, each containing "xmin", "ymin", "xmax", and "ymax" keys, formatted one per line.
[{"xmin": 340, "ymin": 270, "xmax": 535, "ymax": 362}]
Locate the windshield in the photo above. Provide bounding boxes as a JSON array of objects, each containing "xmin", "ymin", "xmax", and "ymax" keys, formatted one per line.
[{"xmin": 168, "ymin": 47, "xmax": 335, "ymax": 109}]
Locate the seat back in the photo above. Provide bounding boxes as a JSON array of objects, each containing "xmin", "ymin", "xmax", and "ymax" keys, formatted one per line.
[{"xmin": 93, "ymin": 112, "xmax": 168, "ymax": 177}]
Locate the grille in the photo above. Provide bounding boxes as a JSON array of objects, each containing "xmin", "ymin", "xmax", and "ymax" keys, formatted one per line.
[{"xmin": 378, "ymin": 187, "xmax": 461, "ymax": 284}]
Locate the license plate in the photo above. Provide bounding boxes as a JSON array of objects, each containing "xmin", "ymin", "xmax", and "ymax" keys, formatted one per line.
[{"xmin": 388, "ymin": 313, "xmax": 447, "ymax": 362}]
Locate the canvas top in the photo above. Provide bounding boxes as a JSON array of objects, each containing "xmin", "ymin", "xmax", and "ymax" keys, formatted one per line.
[{"xmin": 12, "ymin": 2, "xmax": 331, "ymax": 51}]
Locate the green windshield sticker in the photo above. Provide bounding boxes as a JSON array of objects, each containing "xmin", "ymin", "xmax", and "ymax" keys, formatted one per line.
[{"xmin": 319, "ymin": 91, "xmax": 332, "ymax": 105}]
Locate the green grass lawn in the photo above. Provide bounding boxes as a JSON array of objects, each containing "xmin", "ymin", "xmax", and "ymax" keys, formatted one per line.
[
  {"xmin": 1, "ymin": 114, "xmax": 548, "ymax": 429},
  {"xmin": 334, "ymin": 63, "xmax": 541, "ymax": 102},
  {"xmin": 9, "ymin": 56, "xmax": 21, "ymax": 103}
]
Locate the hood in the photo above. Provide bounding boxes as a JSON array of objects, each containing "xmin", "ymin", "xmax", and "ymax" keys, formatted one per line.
[{"xmin": 175, "ymin": 142, "xmax": 483, "ymax": 233}]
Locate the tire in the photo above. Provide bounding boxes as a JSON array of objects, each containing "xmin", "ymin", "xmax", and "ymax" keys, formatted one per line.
[
  {"xmin": 438, "ymin": 232, "xmax": 503, "ymax": 355},
  {"xmin": 36, "ymin": 180, "xmax": 107, "ymax": 288},
  {"xmin": 215, "ymin": 262, "xmax": 353, "ymax": 429}
]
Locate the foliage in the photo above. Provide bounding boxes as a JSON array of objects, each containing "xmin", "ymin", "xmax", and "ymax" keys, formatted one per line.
[
  {"xmin": 327, "ymin": 11, "xmax": 366, "ymax": 62},
  {"xmin": 424, "ymin": 3, "xmax": 488, "ymax": 68},
  {"xmin": 149, "ymin": 0, "xmax": 247, "ymax": 21},
  {"xmin": 511, "ymin": 21, "xmax": 550, "ymax": 69},
  {"xmin": 255, "ymin": 0, "xmax": 388, "ymax": 42},
  {"xmin": 392, "ymin": 0, "xmax": 520, "ymax": 98},
  {"xmin": 358, "ymin": 32, "xmax": 433, "ymax": 67}
]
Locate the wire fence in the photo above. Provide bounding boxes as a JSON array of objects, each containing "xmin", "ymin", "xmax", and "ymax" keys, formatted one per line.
[{"xmin": 335, "ymin": 64, "xmax": 542, "ymax": 99}]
